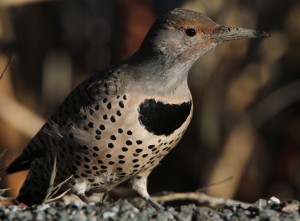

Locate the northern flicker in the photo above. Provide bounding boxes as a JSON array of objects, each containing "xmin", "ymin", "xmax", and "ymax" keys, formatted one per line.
[{"xmin": 6, "ymin": 8, "xmax": 269, "ymax": 210}]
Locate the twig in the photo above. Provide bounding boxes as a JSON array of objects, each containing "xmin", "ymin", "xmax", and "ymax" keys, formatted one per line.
[
  {"xmin": 0, "ymin": 149, "xmax": 7, "ymax": 159},
  {"xmin": 0, "ymin": 149, "xmax": 7, "ymax": 173},
  {"xmin": 44, "ymin": 157, "xmax": 58, "ymax": 201},
  {"xmin": 46, "ymin": 175, "xmax": 73, "ymax": 201},
  {"xmin": 0, "ymin": 188, "xmax": 10, "ymax": 196},
  {"xmin": 43, "ymin": 157, "xmax": 73, "ymax": 203},
  {"xmin": 197, "ymin": 176, "xmax": 233, "ymax": 192},
  {"xmin": 152, "ymin": 192, "xmax": 252, "ymax": 208},
  {"xmin": 44, "ymin": 188, "xmax": 71, "ymax": 204},
  {"xmin": 0, "ymin": 56, "xmax": 13, "ymax": 80}
]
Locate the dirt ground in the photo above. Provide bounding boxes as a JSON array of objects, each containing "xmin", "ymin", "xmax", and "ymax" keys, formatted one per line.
[{"xmin": 0, "ymin": 194, "xmax": 299, "ymax": 221}]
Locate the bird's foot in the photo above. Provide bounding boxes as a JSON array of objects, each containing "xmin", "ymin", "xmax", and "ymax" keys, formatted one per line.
[
  {"xmin": 147, "ymin": 197, "xmax": 165, "ymax": 211},
  {"xmin": 77, "ymin": 193, "xmax": 90, "ymax": 204}
]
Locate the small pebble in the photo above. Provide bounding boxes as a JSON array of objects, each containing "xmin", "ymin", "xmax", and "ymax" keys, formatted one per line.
[{"xmin": 269, "ymin": 196, "xmax": 281, "ymax": 204}]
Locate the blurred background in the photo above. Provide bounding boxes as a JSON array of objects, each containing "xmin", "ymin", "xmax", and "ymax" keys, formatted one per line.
[{"xmin": 0, "ymin": 0, "xmax": 299, "ymax": 203}]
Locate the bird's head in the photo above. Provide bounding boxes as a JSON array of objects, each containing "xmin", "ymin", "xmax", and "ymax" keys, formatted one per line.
[
  {"xmin": 132, "ymin": 8, "xmax": 269, "ymax": 96},
  {"xmin": 139, "ymin": 8, "xmax": 269, "ymax": 65}
]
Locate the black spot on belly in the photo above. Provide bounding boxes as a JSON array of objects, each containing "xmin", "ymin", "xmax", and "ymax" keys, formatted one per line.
[{"xmin": 138, "ymin": 99, "xmax": 192, "ymax": 136}]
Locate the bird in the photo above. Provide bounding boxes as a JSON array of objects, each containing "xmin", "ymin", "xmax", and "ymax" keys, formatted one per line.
[{"xmin": 6, "ymin": 8, "xmax": 269, "ymax": 210}]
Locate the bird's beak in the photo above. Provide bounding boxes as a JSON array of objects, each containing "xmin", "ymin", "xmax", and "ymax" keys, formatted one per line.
[{"xmin": 211, "ymin": 26, "xmax": 270, "ymax": 43}]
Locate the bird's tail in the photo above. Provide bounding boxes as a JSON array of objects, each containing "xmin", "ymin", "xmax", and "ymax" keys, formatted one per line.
[{"xmin": 16, "ymin": 159, "xmax": 52, "ymax": 206}]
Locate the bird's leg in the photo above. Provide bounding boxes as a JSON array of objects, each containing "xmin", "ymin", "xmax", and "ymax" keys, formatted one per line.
[
  {"xmin": 77, "ymin": 193, "xmax": 90, "ymax": 204},
  {"xmin": 101, "ymin": 191, "xmax": 109, "ymax": 203},
  {"xmin": 131, "ymin": 173, "xmax": 165, "ymax": 211},
  {"xmin": 147, "ymin": 197, "xmax": 165, "ymax": 211}
]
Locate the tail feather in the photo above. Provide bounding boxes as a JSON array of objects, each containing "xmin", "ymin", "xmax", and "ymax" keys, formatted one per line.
[
  {"xmin": 6, "ymin": 155, "xmax": 31, "ymax": 174},
  {"xmin": 17, "ymin": 188, "xmax": 48, "ymax": 206},
  {"xmin": 15, "ymin": 157, "xmax": 52, "ymax": 206},
  {"xmin": 6, "ymin": 133, "xmax": 47, "ymax": 174}
]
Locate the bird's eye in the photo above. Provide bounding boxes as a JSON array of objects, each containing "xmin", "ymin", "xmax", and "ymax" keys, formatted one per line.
[{"xmin": 185, "ymin": 28, "xmax": 197, "ymax": 37}]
